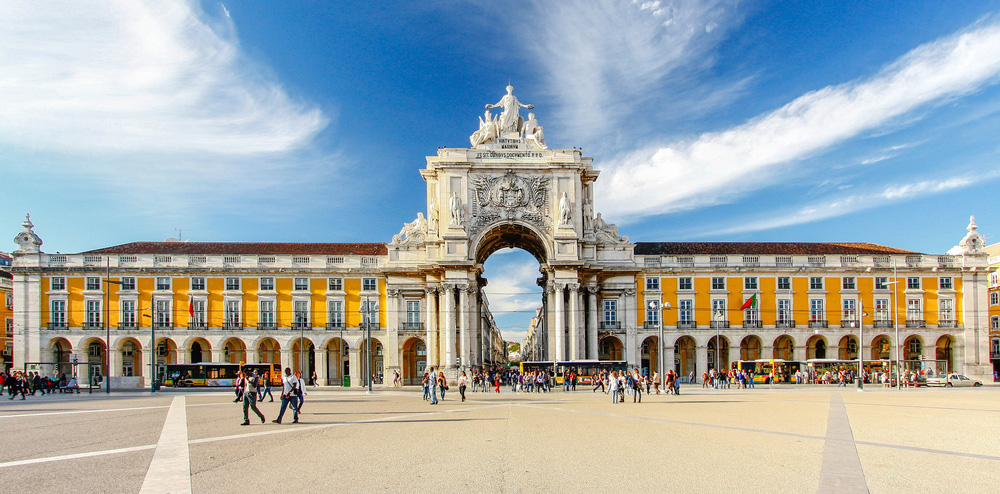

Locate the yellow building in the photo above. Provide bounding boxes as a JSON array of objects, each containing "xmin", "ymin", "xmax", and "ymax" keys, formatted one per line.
[
  {"xmin": 985, "ymin": 242, "xmax": 1000, "ymax": 380},
  {"xmin": 1, "ymin": 251, "xmax": 12, "ymax": 372}
]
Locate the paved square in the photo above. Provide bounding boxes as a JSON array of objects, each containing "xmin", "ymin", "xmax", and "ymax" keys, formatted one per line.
[{"xmin": 1, "ymin": 385, "xmax": 998, "ymax": 493}]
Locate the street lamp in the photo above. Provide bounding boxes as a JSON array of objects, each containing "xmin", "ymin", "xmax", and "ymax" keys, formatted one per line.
[
  {"xmin": 103, "ymin": 261, "xmax": 122, "ymax": 395},
  {"xmin": 714, "ymin": 309, "xmax": 724, "ymax": 381},
  {"xmin": 144, "ymin": 311, "xmax": 154, "ymax": 393},
  {"xmin": 363, "ymin": 296, "xmax": 373, "ymax": 395},
  {"xmin": 647, "ymin": 300, "xmax": 671, "ymax": 390},
  {"xmin": 857, "ymin": 304, "xmax": 867, "ymax": 392},
  {"xmin": 884, "ymin": 277, "xmax": 901, "ymax": 390}
]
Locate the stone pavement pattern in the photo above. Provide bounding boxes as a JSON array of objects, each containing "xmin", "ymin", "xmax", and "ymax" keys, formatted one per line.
[{"xmin": 0, "ymin": 386, "xmax": 998, "ymax": 493}]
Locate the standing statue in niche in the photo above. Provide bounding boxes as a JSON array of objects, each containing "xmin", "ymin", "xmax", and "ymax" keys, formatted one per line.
[
  {"xmin": 449, "ymin": 192, "xmax": 464, "ymax": 227},
  {"xmin": 428, "ymin": 199, "xmax": 439, "ymax": 232},
  {"xmin": 558, "ymin": 192, "xmax": 572, "ymax": 227},
  {"xmin": 486, "ymin": 85, "xmax": 534, "ymax": 134},
  {"xmin": 583, "ymin": 200, "xmax": 594, "ymax": 232}
]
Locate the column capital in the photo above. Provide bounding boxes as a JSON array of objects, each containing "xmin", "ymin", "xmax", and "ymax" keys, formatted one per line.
[{"xmin": 567, "ymin": 283, "xmax": 580, "ymax": 293}]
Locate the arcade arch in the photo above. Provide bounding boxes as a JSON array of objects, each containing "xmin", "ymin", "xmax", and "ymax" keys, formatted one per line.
[
  {"xmin": 599, "ymin": 336, "xmax": 623, "ymax": 361},
  {"xmin": 806, "ymin": 335, "xmax": 827, "ymax": 360},
  {"xmin": 740, "ymin": 335, "xmax": 762, "ymax": 361},
  {"xmin": 402, "ymin": 337, "xmax": 427, "ymax": 385},
  {"xmin": 935, "ymin": 335, "xmax": 955, "ymax": 372},
  {"xmin": 117, "ymin": 337, "xmax": 143, "ymax": 377},
  {"xmin": 291, "ymin": 337, "xmax": 315, "ymax": 379},
  {"xmin": 640, "ymin": 336, "xmax": 659, "ymax": 375},
  {"xmin": 187, "ymin": 337, "xmax": 211, "ymax": 364},
  {"xmin": 707, "ymin": 335, "xmax": 730, "ymax": 370},
  {"xmin": 871, "ymin": 335, "xmax": 891, "ymax": 360},
  {"xmin": 773, "ymin": 335, "xmax": 794, "ymax": 361},
  {"xmin": 222, "ymin": 338, "xmax": 246, "ymax": 364},
  {"xmin": 838, "ymin": 335, "xmax": 858, "ymax": 360},
  {"xmin": 326, "ymin": 338, "xmax": 349, "ymax": 385},
  {"xmin": 674, "ymin": 336, "xmax": 696, "ymax": 376},
  {"xmin": 359, "ymin": 338, "xmax": 384, "ymax": 385},
  {"xmin": 257, "ymin": 338, "xmax": 281, "ymax": 366}
]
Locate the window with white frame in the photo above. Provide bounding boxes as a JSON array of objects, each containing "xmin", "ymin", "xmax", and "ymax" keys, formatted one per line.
[
  {"xmin": 842, "ymin": 277, "xmax": 856, "ymax": 290},
  {"xmin": 4, "ymin": 293, "xmax": 11, "ymax": 309},
  {"xmin": 86, "ymin": 300, "xmax": 101, "ymax": 326},
  {"xmin": 679, "ymin": 300, "xmax": 693, "ymax": 324},
  {"xmin": 362, "ymin": 278, "xmax": 378, "ymax": 292},
  {"xmin": 991, "ymin": 316, "xmax": 999, "ymax": 330},
  {"xmin": 990, "ymin": 272, "xmax": 999, "ymax": 288},
  {"xmin": 603, "ymin": 299, "xmax": 618, "ymax": 326},
  {"xmin": 120, "ymin": 277, "xmax": 136, "ymax": 291},
  {"xmin": 191, "ymin": 277, "xmax": 206, "ymax": 291},
  {"xmin": 842, "ymin": 299, "xmax": 856, "ymax": 324},
  {"xmin": 711, "ymin": 277, "xmax": 725, "ymax": 290},
  {"xmin": 991, "ymin": 336, "xmax": 1000, "ymax": 357},
  {"xmin": 939, "ymin": 299, "xmax": 953, "ymax": 323},
  {"xmin": 645, "ymin": 277, "xmax": 659, "ymax": 291},
  {"xmin": 777, "ymin": 299, "xmax": 791, "ymax": 324},
  {"xmin": 294, "ymin": 278, "xmax": 309, "ymax": 291},
  {"xmin": 327, "ymin": 301, "xmax": 344, "ymax": 328},
  {"xmin": 328, "ymin": 278, "xmax": 343, "ymax": 291},
  {"xmin": 293, "ymin": 300, "xmax": 309, "ymax": 327},
  {"xmin": 406, "ymin": 300, "xmax": 421, "ymax": 325},
  {"xmin": 50, "ymin": 300, "xmax": 66, "ymax": 327},
  {"xmin": 809, "ymin": 277, "xmax": 823, "ymax": 290},
  {"xmin": 907, "ymin": 277, "xmax": 920, "ymax": 290},
  {"xmin": 51, "ymin": 277, "xmax": 66, "ymax": 291},
  {"xmin": 678, "ymin": 277, "xmax": 692, "ymax": 290},
  {"xmin": 259, "ymin": 301, "xmax": 275, "ymax": 327},
  {"xmin": 744, "ymin": 306, "xmax": 759, "ymax": 326},
  {"xmin": 225, "ymin": 277, "xmax": 241, "ymax": 291},
  {"xmin": 361, "ymin": 299, "xmax": 379, "ymax": 327},
  {"xmin": 191, "ymin": 299, "xmax": 206, "ymax": 326},
  {"xmin": 711, "ymin": 299, "xmax": 726, "ymax": 320},
  {"xmin": 120, "ymin": 300, "xmax": 136, "ymax": 327},
  {"xmin": 744, "ymin": 277, "xmax": 758, "ymax": 290},
  {"xmin": 875, "ymin": 299, "xmax": 889, "ymax": 323},
  {"xmin": 777, "ymin": 277, "xmax": 791, "ymax": 290},
  {"xmin": 907, "ymin": 299, "xmax": 922, "ymax": 321},
  {"xmin": 5, "ymin": 318, "xmax": 11, "ymax": 337},
  {"xmin": 154, "ymin": 300, "xmax": 171, "ymax": 326},
  {"xmin": 155, "ymin": 277, "xmax": 171, "ymax": 291},
  {"xmin": 259, "ymin": 277, "xmax": 274, "ymax": 291},
  {"xmin": 86, "ymin": 277, "xmax": 101, "ymax": 291},
  {"xmin": 225, "ymin": 300, "xmax": 241, "ymax": 327},
  {"xmin": 646, "ymin": 303, "xmax": 659, "ymax": 326},
  {"xmin": 939, "ymin": 277, "xmax": 953, "ymax": 290},
  {"xmin": 991, "ymin": 292, "xmax": 999, "ymax": 306},
  {"xmin": 809, "ymin": 299, "xmax": 824, "ymax": 321},
  {"xmin": 875, "ymin": 277, "xmax": 889, "ymax": 290}
]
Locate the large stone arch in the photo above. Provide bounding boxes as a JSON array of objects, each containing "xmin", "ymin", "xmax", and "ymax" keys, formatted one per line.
[{"xmin": 470, "ymin": 220, "xmax": 552, "ymax": 265}]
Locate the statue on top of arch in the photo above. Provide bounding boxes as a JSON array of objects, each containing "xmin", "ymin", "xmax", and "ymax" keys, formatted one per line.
[{"xmin": 469, "ymin": 85, "xmax": 547, "ymax": 149}]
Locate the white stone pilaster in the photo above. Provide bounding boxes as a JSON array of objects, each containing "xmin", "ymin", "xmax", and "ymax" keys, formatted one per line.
[
  {"xmin": 568, "ymin": 284, "xmax": 580, "ymax": 360},
  {"xmin": 587, "ymin": 289, "xmax": 598, "ymax": 359},
  {"xmin": 554, "ymin": 284, "xmax": 565, "ymax": 361}
]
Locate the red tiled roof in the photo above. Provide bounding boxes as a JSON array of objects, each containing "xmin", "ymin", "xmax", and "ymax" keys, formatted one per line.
[
  {"xmin": 81, "ymin": 242, "xmax": 388, "ymax": 256},
  {"xmin": 633, "ymin": 242, "xmax": 918, "ymax": 256}
]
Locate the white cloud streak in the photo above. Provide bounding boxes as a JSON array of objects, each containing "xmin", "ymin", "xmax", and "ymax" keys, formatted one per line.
[
  {"xmin": 598, "ymin": 17, "xmax": 1000, "ymax": 221},
  {"xmin": 0, "ymin": 1, "xmax": 327, "ymax": 155},
  {"xmin": 522, "ymin": 0, "xmax": 736, "ymax": 140}
]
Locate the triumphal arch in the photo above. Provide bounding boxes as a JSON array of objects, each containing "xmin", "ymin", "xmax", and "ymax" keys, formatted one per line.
[{"xmin": 385, "ymin": 85, "xmax": 634, "ymax": 375}]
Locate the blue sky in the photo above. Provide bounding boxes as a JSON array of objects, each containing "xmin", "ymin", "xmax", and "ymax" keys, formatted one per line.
[{"xmin": 3, "ymin": 1, "xmax": 1000, "ymax": 342}]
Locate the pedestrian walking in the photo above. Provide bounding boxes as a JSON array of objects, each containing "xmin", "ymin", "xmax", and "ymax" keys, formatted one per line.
[
  {"xmin": 241, "ymin": 369, "xmax": 265, "ymax": 426},
  {"xmin": 260, "ymin": 372, "xmax": 275, "ymax": 402},
  {"xmin": 311, "ymin": 370, "xmax": 318, "ymax": 387},
  {"xmin": 438, "ymin": 371, "xmax": 449, "ymax": 400},
  {"xmin": 272, "ymin": 367, "xmax": 300, "ymax": 424},
  {"xmin": 458, "ymin": 371, "xmax": 468, "ymax": 402},
  {"xmin": 429, "ymin": 367, "xmax": 439, "ymax": 404},
  {"xmin": 609, "ymin": 371, "xmax": 620, "ymax": 404},
  {"xmin": 295, "ymin": 371, "xmax": 307, "ymax": 412}
]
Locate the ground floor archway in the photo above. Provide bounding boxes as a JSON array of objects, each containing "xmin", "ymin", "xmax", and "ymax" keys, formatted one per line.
[
  {"xmin": 838, "ymin": 335, "xmax": 858, "ymax": 360},
  {"xmin": 640, "ymin": 336, "xmax": 659, "ymax": 375},
  {"xmin": 326, "ymin": 338, "xmax": 349, "ymax": 386},
  {"xmin": 707, "ymin": 335, "xmax": 730, "ymax": 370},
  {"xmin": 871, "ymin": 335, "xmax": 891, "ymax": 360},
  {"xmin": 740, "ymin": 335, "xmax": 762, "ymax": 361},
  {"xmin": 599, "ymin": 336, "xmax": 623, "ymax": 361},
  {"xmin": 402, "ymin": 337, "xmax": 427, "ymax": 385},
  {"xmin": 291, "ymin": 337, "xmax": 316, "ymax": 382},
  {"xmin": 674, "ymin": 336, "xmax": 696, "ymax": 376},
  {"xmin": 807, "ymin": 335, "xmax": 827, "ymax": 360},
  {"xmin": 773, "ymin": 335, "xmax": 794, "ymax": 361},
  {"xmin": 935, "ymin": 335, "xmax": 954, "ymax": 373}
]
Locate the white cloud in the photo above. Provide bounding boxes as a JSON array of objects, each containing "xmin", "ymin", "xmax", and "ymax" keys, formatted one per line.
[
  {"xmin": 522, "ymin": 0, "xmax": 736, "ymax": 139},
  {"xmin": 598, "ymin": 18, "xmax": 1000, "ymax": 221},
  {"xmin": 0, "ymin": 1, "xmax": 327, "ymax": 155}
]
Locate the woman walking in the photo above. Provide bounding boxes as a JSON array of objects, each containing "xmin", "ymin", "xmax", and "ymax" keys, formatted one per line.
[
  {"xmin": 438, "ymin": 372, "xmax": 448, "ymax": 401},
  {"xmin": 458, "ymin": 371, "xmax": 468, "ymax": 402}
]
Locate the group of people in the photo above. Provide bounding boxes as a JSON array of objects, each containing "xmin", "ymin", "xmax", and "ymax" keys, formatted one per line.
[
  {"xmin": 232, "ymin": 367, "xmax": 308, "ymax": 426},
  {"xmin": 700, "ymin": 368, "xmax": 758, "ymax": 389},
  {"xmin": 1, "ymin": 371, "xmax": 79, "ymax": 399}
]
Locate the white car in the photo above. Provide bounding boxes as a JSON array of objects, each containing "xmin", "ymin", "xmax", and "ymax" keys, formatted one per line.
[{"xmin": 925, "ymin": 374, "xmax": 983, "ymax": 387}]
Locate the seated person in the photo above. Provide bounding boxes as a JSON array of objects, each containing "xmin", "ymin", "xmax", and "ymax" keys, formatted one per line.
[{"xmin": 62, "ymin": 376, "xmax": 79, "ymax": 393}]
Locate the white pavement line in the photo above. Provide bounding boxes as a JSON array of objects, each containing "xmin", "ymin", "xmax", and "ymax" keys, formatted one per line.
[
  {"xmin": 188, "ymin": 403, "xmax": 508, "ymax": 446},
  {"xmin": 817, "ymin": 393, "xmax": 868, "ymax": 494},
  {"xmin": 0, "ymin": 444, "xmax": 156, "ymax": 469},
  {"xmin": 0, "ymin": 405, "xmax": 170, "ymax": 420},
  {"xmin": 139, "ymin": 396, "xmax": 192, "ymax": 494}
]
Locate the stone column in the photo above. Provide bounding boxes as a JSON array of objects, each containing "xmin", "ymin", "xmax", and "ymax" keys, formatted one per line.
[
  {"xmin": 546, "ymin": 284, "xmax": 556, "ymax": 361},
  {"xmin": 425, "ymin": 287, "xmax": 438, "ymax": 368},
  {"xmin": 72, "ymin": 350, "xmax": 89, "ymax": 386},
  {"xmin": 696, "ymin": 344, "xmax": 709, "ymax": 375},
  {"xmin": 728, "ymin": 345, "xmax": 740, "ymax": 371},
  {"xmin": 662, "ymin": 345, "xmax": 676, "ymax": 376},
  {"xmin": 587, "ymin": 288, "xmax": 598, "ymax": 359},
  {"xmin": 459, "ymin": 284, "xmax": 471, "ymax": 370},
  {"xmin": 624, "ymin": 289, "xmax": 638, "ymax": 367},
  {"xmin": 385, "ymin": 289, "xmax": 402, "ymax": 382},
  {"xmin": 109, "ymin": 348, "xmax": 121, "ymax": 379},
  {"xmin": 349, "ymin": 347, "xmax": 361, "ymax": 387},
  {"xmin": 568, "ymin": 284, "xmax": 580, "ymax": 360},
  {"xmin": 443, "ymin": 284, "xmax": 455, "ymax": 371},
  {"xmin": 315, "ymin": 348, "xmax": 328, "ymax": 385},
  {"xmin": 281, "ymin": 348, "xmax": 294, "ymax": 374},
  {"xmin": 554, "ymin": 283, "xmax": 565, "ymax": 361}
]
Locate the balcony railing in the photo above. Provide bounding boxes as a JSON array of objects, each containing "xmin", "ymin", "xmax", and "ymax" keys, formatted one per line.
[
  {"xmin": 744, "ymin": 321, "xmax": 762, "ymax": 329},
  {"xmin": 677, "ymin": 321, "xmax": 696, "ymax": 329},
  {"xmin": 188, "ymin": 322, "xmax": 206, "ymax": 330},
  {"xmin": 776, "ymin": 320, "xmax": 796, "ymax": 329},
  {"xmin": 292, "ymin": 322, "xmax": 311, "ymax": 330},
  {"xmin": 401, "ymin": 321, "xmax": 425, "ymax": 331},
  {"xmin": 326, "ymin": 322, "xmax": 345, "ymax": 330},
  {"xmin": 874, "ymin": 320, "xmax": 893, "ymax": 328},
  {"xmin": 808, "ymin": 320, "xmax": 828, "ymax": 329},
  {"xmin": 709, "ymin": 321, "xmax": 729, "ymax": 329},
  {"xmin": 118, "ymin": 323, "xmax": 137, "ymax": 330},
  {"xmin": 45, "ymin": 322, "xmax": 68, "ymax": 330},
  {"xmin": 257, "ymin": 323, "xmax": 276, "ymax": 330},
  {"xmin": 153, "ymin": 322, "xmax": 172, "ymax": 330},
  {"xmin": 938, "ymin": 319, "xmax": 957, "ymax": 328},
  {"xmin": 840, "ymin": 321, "xmax": 858, "ymax": 329},
  {"xmin": 84, "ymin": 321, "xmax": 102, "ymax": 329},
  {"xmin": 644, "ymin": 320, "xmax": 660, "ymax": 328},
  {"xmin": 906, "ymin": 319, "xmax": 926, "ymax": 328},
  {"xmin": 223, "ymin": 322, "xmax": 244, "ymax": 330},
  {"xmin": 599, "ymin": 321, "xmax": 622, "ymax": 330},
  {"xmin": 360, "ymin": 323, "xmax": 381, "ymax": 331}
]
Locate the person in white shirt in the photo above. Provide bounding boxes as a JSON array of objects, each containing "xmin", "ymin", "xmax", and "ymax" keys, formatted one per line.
[
  {"xmin": 609, "ymin": 371, "xmax": 620, "ymax": 404},
  {"xmin": 272, "ymin": 367, "xmax": 299, "ymax": 424}
]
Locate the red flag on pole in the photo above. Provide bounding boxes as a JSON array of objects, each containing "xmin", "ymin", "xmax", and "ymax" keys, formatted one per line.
[
  {"xmin": 739, "ymin": 293, "xmax": 757, "ymax": 310},
  {"xmin": 188, "ymin": 301, "xmax": 194, "ymax": 317}
]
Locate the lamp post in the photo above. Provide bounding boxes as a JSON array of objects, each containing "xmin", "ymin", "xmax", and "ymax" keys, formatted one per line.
[
  {"xmin": 857, "ymin": 302, "xmax": 866, "ymax": 392},
  {"xmin": 647, "ymin": 300, "xmax": 671, "ymax": 390},
  {"xmin": 364, "ymin": 296, "xmax": 373, "ymax": 395},
  {"xmin": 144, "ymin": 311, "xmax": 154, "ymax": 393},
  {"xmin": 103, "ymin": 259, "xmax": 122, "ymax": 395},
  {"xmin": 714, "ymin": 309, "xmax": 724, "ymax": 380},
  {"xmin": 885, "ymin": 268, "xmax": 901, "ymax": 390}
]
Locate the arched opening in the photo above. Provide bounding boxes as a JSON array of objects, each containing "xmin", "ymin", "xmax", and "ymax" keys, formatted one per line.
[
  {"xmin": 118, "ymin": 337, "xmax": 142, "ymax": 377},
  {"xmin": 222, "ymin": 338, "xmax": 246, "ymax": 364},
  {"xmin": 871, "ymin": 335, "xmax": 891, "ymax": 360},
  {"xmin": 807, "ymin": 335, "xmax": 827, "ymax": 360},
  {"xmin": 291, "ymin": 338, "xmax": 315, "ymax": 381},
  {"xmin": 935, "ymin": 335, "xmax": 954, "ymax": 373},
  {"xmin": 359, "ymin": 338, "xmax": 384, "ymax": 385},
  {"xmin": 258, "ymin": 338, "xmax": 281, "ymax": 367},
  {"xmin": 154, "ymin": 338, "xmax": 177, "ymax": 386},
  {"xmin": 773, "ymin": 335, "xmax": 794, "ymax": 361},
  {"xmin": 599, "ymin": 336, "xmax": 623, "ymax": 361},
  {"xmin": 50, "ymin": 338, "xmax": 72, "ymax": 379},
  {"xmin": 903, "ymin": 335, "xmax": 922, "ymax": 361},
  {"xmin": 326, "ymin": 338, "xmax": 349, "ymax": 386},
  {"xmin": 188, "ymin": 338, "xmax": 211, "ymax": 364},
  {"xmin": 402, "ymin": 337, "xmax": 427, "ymax": 385},
  {"xmin": 740, "ymin": 335, "xmax": 762, "ymax": 361},
  {"xmin": 640, "ymin": 336, "xmax": 659, "ymax": 375},
  {"xmin": 84, "ymin": 338, "xmax": 106, "ymax": 384},
  {"xmin": 838, "ymin": 335, "xmax": 858, "ymax": 360},
  {"xmin": 708, "ymin": 335, "xmax": 730, "ymax": 370},
  {"xmin": 674, "ymin": 336, "xmax": 696, "ymax": 377}
]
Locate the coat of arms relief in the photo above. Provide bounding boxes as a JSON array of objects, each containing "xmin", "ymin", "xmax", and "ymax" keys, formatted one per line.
[{"xmin": 470, "ymin": 170, "xmax": 551, "ymax": 235}]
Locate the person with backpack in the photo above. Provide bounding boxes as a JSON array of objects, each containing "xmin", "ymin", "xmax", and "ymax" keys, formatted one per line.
[
  {"xmin": 240, "ymin": 369, "xmax": 265, "ymax": 426},
  {"xmin": 272, "ymin": 367, "xmax": 299, "ymax": 424}
]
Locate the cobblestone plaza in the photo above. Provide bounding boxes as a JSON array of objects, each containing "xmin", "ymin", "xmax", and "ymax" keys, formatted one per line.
[{"xmin": 1, "ymin": 386, "xmax": 997, "ymax": 493}]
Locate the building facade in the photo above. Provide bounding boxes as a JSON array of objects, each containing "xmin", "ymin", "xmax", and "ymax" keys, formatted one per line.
[
  {"xmin": 1, "ymin": 251, "xmax": 12, "ymax": 372},
  {"xmin": 985, "ymin": 242, "xmax": 1000, "ymax": 379},
  {"xmin": 8, "ymin": 87, "xmax": 994, "ymax": 385}
]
